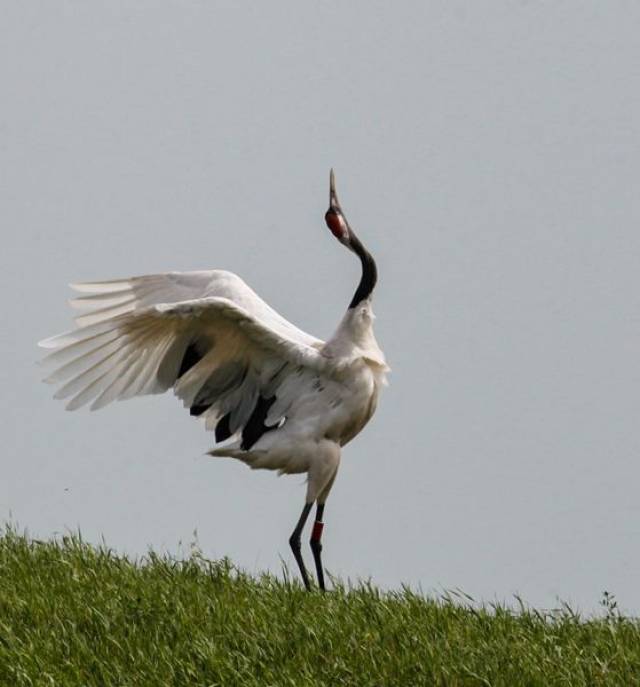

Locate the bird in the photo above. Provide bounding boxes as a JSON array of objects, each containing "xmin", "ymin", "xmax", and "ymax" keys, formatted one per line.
[{"xmin": 39, "ymin": 170, "xmax": 388, "ymax": 591}]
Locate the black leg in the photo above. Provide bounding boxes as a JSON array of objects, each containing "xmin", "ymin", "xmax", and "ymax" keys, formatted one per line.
[
  {"xmin": 289, "ymin": 502, "xmax": 313, "ymax": 591},
  {"xmin": 309, "ymin": 502, "xmax": 326, "ymax": 592}
]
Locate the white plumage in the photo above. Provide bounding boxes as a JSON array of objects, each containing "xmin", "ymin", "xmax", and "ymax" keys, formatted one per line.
[{"xmin": 39, "ymin": 170, "xmax": 387, "ymax": 590}]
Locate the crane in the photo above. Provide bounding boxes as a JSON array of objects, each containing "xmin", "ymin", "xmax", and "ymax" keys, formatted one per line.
[{"xmin": 39, "ymin": 170, "xmax": 388, "ymax": 591}]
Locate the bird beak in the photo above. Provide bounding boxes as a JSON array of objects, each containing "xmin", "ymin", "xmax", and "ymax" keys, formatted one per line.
[{"xmin": 329, "ymin": 168, "xmax": 341, "ymax": 212}]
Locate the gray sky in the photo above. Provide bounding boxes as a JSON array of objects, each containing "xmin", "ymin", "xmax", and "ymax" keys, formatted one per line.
[{"xmin": 2, "ymin": 2, "xmax": 640, "ymax": 614}]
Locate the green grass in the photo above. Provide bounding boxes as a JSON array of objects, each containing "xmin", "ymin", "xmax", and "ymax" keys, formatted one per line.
[{"xmin": 0, "ymin": 529, "xmax": 639, "ymax": 686}]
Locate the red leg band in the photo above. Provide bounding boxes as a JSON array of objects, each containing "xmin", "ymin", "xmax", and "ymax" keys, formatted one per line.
[{"xmin": 311, "ymin": 521, "xmax": 324, "ymax": 542}]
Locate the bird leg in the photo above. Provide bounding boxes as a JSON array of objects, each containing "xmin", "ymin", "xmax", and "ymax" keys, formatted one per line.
[
  {"xmin": 309, "ymin": 502, "xmax": 326, "ymax": 591},
  {"xmin": 289, "ymin": 502, "xmax": 313, "ymax": 591}
]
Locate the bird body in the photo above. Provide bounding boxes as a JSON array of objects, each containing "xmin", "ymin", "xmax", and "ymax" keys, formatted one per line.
[
  {"xmin": 210, "ymin": 301, "xmax": 387, "ymax": 500},
  {"xmin": 40, "ymin": 170, "xmax": 387, "ymax": 590}
]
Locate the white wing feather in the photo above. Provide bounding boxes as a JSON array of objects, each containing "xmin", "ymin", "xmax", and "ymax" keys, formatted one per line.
[
  {"xmin": 66, "ymin": 270, "xmax": 321, "ymax": 349},
  {"xmin": 39, "ymin": 294, "xmax": 325, "ymax": 422}
]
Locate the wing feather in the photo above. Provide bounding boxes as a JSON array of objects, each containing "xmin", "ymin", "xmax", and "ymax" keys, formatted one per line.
[
  {"xmin": 40, "ymin": 296, "xmax": 324, "ymax": 413},
  {"xmin": 70, "ymin": 292, "xmax": 137, "ymax": 310},
  {"xmin": 44, "ymin": 336, "xmax": 123, "ymax": 384},
  {"xmin": 74, "ymin": 298, "xmax": 138, "ymax": 327},
  {"xmin": 68, "ymin": 279, "xmax": 132, "ymax": 294},
  {"xmin": 65, "ymin": 270, "xmax": 321, "ymax": 348},
  {"xmin": 40, "ymin": 271, "xmax": 329, "ymax": 449}
]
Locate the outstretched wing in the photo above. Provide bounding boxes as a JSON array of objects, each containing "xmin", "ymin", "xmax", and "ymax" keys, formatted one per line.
[
  {"xmin": 67, "ymin": 269, "xmax": 321, "ymax": 349},
  {"xmin": 40, "ymin": 289, "xmax": 326, "ymax": 448}
]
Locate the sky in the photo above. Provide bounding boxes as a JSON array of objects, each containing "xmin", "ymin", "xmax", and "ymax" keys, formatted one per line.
[{"xmin": 2, "ymin": 1, "xmax": 640, "ymax": 614}]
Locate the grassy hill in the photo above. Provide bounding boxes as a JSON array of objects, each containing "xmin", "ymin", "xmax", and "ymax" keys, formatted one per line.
[{"xmin": 0, "ymin": 529, "xmax": 638, "ymax": 686}]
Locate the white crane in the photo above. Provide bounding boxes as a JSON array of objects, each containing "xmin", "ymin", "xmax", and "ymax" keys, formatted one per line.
[{"xmin": 39, "ymin": 170, "xmax": 388, "ymax": 591}]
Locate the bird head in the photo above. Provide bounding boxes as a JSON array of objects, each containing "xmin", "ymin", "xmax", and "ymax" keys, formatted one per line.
[{"xmin": 324, "ymin": 169, "xmax": 353, "ymax": 249}]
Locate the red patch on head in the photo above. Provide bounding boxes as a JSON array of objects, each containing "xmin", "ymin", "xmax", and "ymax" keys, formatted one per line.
[{"xmin": 325, "ymin": 210, "xmax": 347, "ymax": 240}]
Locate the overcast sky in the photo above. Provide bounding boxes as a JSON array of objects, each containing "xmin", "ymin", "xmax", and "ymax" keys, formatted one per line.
[{"xmin": 2, "ymin": 2, "xmax": 640, "ymax": 614}]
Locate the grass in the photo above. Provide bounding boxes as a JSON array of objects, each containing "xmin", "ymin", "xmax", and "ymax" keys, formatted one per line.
[{"xmin": 0, "ymin": 528, "xmax": 639, "ymax": 686}]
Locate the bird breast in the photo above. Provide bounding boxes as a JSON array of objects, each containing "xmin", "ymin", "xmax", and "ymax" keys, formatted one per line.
[{"xmin": 322, "ymin": 358, "xmax": 384, "ymax": 446}]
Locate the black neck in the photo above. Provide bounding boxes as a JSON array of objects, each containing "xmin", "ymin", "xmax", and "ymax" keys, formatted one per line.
[{"xmin": 348, "ymin": 235, "xmax": 377, "ymax": 309}]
